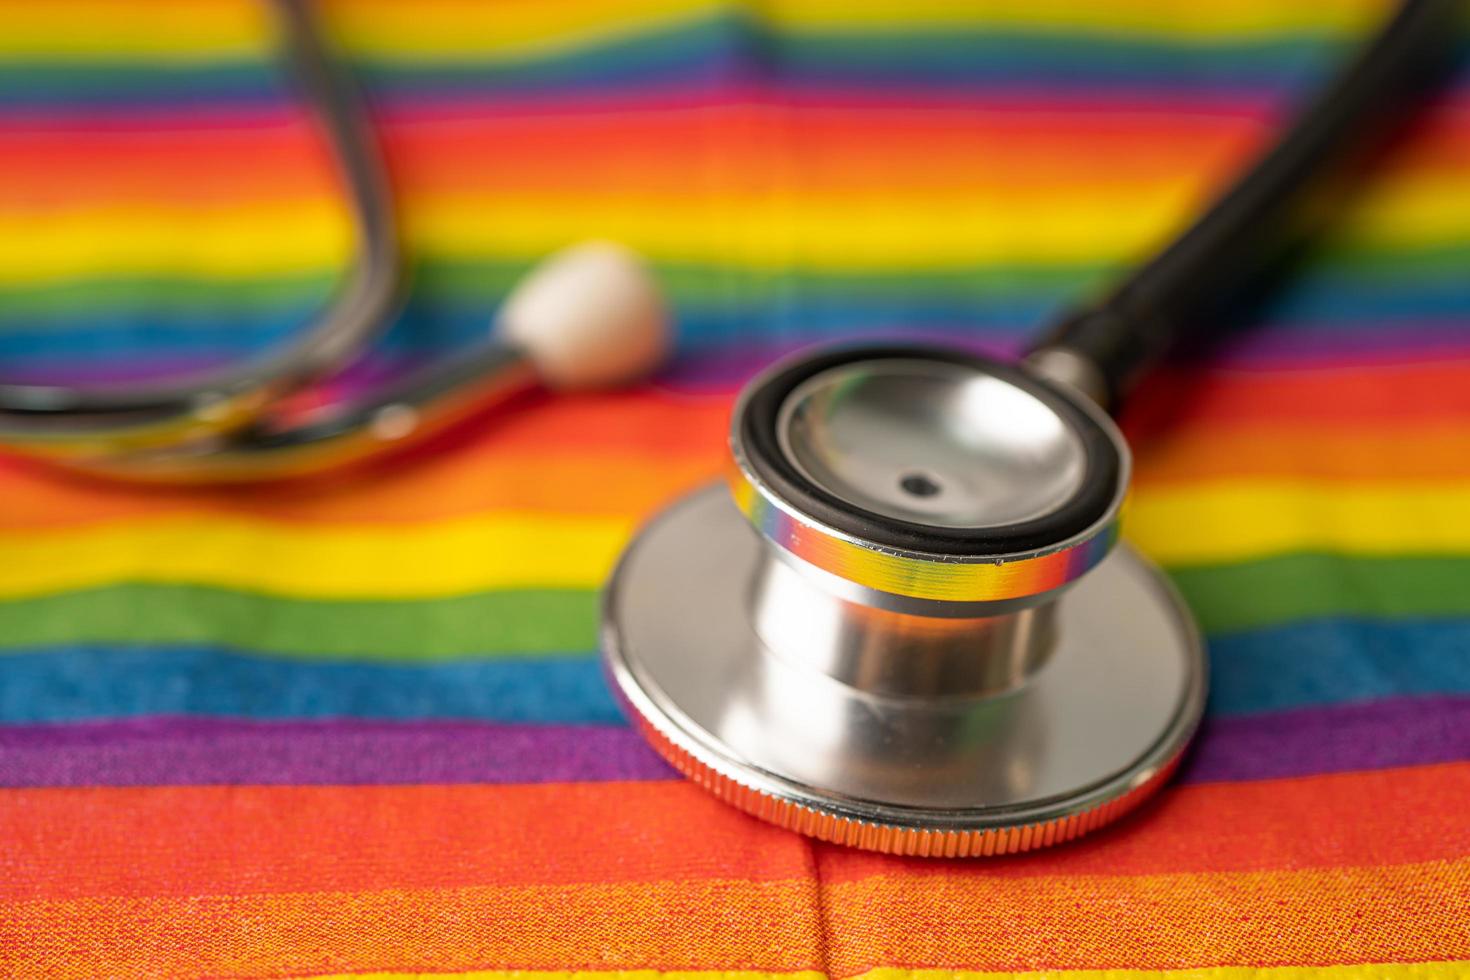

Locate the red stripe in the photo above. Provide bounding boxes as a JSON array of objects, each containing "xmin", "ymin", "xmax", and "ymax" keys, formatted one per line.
[
  {"xmin": 1, "ymin": 98, "xmax": 1465, "ymax": 204},
  {"xmin": 1123, "ymin": 360, "xmax": 1470, "ymax": 438},
  {"xmin": 1, "ymin": 763, "xmax": 1465, "ymax": 901}
]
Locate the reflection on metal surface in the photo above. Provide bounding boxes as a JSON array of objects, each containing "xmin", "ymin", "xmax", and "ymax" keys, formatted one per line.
[
  {"xmin": 750, "ymin": 550, "xmax": 1057, "ymax": 699},
  {"xmin": 603, "ymin": 484, "xmax": 1206, "ymax": 853},
  {"xmin": 777, "ymin": 359, "xmax": 1087, "ymax": 528}
]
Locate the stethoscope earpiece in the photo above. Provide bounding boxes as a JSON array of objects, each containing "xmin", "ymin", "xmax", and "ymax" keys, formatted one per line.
[
  {"xmin": 497, "ymin": 240, "xmax": 670, "ymax": 392},
  {"xmin": 603, "ymin": 345, "xmax": 1207, "ymax": 856}
]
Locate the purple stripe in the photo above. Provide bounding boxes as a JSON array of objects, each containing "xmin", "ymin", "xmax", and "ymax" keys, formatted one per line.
[
  {"xmin": 659, "ymin": 331, "xmax": 1470, "ymax": 392},
  {"xmin": 19, "ymin": 330, "xmax": 1467, "ymax": 393},
  {"xmin": 0, "ymin": 718, "xmax": 673, "ymax": 787},
  {"xmin": 1210, "ymin": 329, "xmax": 1470, "ymax": 370},
  {"xmin": 664, "ymin": 332, "xmax": 1014, "ymax": 391},
  {"xmin": 1181, "ymin": 696, "xmax": 1470, "ymax": 784},
  {"xmin": 0, "ymin": 697, "xmax": 1464, "ymax": 788}
]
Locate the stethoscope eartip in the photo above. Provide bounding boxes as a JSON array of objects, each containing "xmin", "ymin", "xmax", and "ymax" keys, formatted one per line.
[{"xmin": 497, "ymin": 240, "xmax": 671, "ymax": 391}]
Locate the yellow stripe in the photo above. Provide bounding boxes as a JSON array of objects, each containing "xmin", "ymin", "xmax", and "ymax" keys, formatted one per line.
[
  {"xmin": 324, "ymin": 0, "xmax": 1380, "ymax": 65},
  {"xmin": 1129, "ymin": 481, "xmax": 1470, "ymax": 567},
  {"xmin": 299, "ymin": 963, "xmax": 1470, "ymax": 980},
  {"xmin": 408, "ymin": 179, "xmax": 1470, "ymax": 270},
  {"xmin": 1, "ymin": 173, "xmax": 1462, "ymax": 285},
  {"xmin": 0, "ymin": 200, "xmax": 352, "ymax": 286},
  {"xmin": 0, "ymin": 0, "xmax": 271, "ymax": 62},
  {"xmin": 325, "ymin": 0, "xmax": 718, "ymax": 65},
  {"xmin": 0, "ymin": 0, "xmax": 1378, "ymax": 64},
  {"xmin": 755, "ymin": 0, "xmax": 1383, "ymax": 38},
  {"xmin": 0, "ymin": 513, "xmax": 633, "ymax": 600},
  {"xmin": 408, "ymin": 184, "xmax": 1205, "ymax": 269},
  {"xmin": 0, "ymin": 481, "xmax": 1465, "ymax": 599}
]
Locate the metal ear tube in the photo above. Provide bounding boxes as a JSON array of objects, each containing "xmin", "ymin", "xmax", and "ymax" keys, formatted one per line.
[
  {"xmin": 602, "ymin": 346, "xmax": 1206, "ymax": 856},
  {"xmin": 0, "ymin": 0, "xmax": 1449, "ymax": 495}
]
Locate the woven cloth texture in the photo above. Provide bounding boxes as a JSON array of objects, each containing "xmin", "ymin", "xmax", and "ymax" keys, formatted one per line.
[{"xmin": 0, "ymin": 2, "xmax": 1467, "ymax": 978}]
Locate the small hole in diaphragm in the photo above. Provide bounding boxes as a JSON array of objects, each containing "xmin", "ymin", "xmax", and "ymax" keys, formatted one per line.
[{"xmin": 899, "ymin": 472, "xmax": 941, "ymax": 498}]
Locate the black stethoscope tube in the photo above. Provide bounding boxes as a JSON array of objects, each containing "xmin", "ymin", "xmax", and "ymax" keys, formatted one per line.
[{"xmin": 1032, "ymin": 0, "xmax": 1462, "ymax": 408}]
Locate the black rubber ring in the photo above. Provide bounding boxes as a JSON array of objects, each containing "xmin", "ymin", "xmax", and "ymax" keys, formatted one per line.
[{"xmin": 736, "ymin": 344, "xmax": 1122, "ymax": 556}]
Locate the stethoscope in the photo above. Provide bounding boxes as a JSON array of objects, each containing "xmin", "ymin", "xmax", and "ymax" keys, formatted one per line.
[
  {"xmin": 603, "ymin": 0, "xmax": 1461, "ymax": 856},
  {"xmin": 0, "ymin": 0, "xmax": 1458, "ymax": 854}
]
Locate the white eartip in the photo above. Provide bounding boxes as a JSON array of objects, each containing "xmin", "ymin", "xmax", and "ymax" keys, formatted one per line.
[{"xmin": 496, "ymin": 240, "xmax": 669, "ymax": 391}]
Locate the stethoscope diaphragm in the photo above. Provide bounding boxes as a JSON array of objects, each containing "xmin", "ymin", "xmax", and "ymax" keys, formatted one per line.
[{"xmin": 602, "ymin": 345, "xmax": 1207, "ymax": 856}]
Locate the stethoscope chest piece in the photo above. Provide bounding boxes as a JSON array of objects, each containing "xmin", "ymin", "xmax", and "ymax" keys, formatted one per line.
[{"xmin": 603, "ymin": 344, "xmax": 1206, "ymax": 856}]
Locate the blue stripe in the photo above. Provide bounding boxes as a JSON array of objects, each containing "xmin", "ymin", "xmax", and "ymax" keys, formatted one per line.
[
  {"xmin": 359, "ymin": 18, "xmax": 1351, "ymax": 99},
  {"xmin": 1208, "ymin": 618, "xmax": 1470, "ymax": 715},
  {"xmin": 0, "ymin": 20, "xmax": 744, "ymax": 111},
  {"xmin": 3, "ymin": 16, "xmax": 1466, "ymax": 113},
  {"xmin": 0, "ymin": 648, "xmax": 622, "ymax": 725},
  {"xmin": 16, "ymin": 273, "xmax": 1470, "ymax": 338},
  {"xmin": 2, "ymin": 275, "xmax": 1469, "ymax": 367},
  {"xmin": 0, "ymin": 618, "xmax": 1466, "ymax": 724},
  {"xmin": 0, "ymin": 306, "xmax": 1026, "ymax": 363},
  {"xmin": 705, "ymin": 32, "xmax": 1342, "ymax": 91},
  {"xmin": 359, "ymin": 16, "xmax": 752, "ymax": 97},
  {"xmin": 1, "ymin": 13, "xmax": 1407, "ymax": 113},
  {"xmin": 361, "ymin": 54, "xmax": 1334, "ymax": 103},
  {"xmin": 0, "ymin": 65, "xmax": 287, "ymax": 111}
]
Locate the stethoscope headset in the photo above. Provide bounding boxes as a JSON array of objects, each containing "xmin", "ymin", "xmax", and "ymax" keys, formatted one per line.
[{"xmin": 0, "ymin": 0, "xmax": 1460, "ymax": 855}]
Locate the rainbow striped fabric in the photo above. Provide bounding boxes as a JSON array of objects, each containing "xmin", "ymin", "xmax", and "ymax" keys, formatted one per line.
[{"xmin": 2, "ymin": 0, "xmax": 1468, "ymax": 976}]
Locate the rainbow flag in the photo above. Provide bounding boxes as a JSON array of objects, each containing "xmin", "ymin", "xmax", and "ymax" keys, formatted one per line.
[{"xmin": 1, "ymin": 0, "xmax": 1467, "ymax": 976}]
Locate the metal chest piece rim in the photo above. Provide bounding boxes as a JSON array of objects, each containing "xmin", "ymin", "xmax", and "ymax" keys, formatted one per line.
[{"xmin": 602, "ymin": 344, "xmax": 1207, "ymax": 856}]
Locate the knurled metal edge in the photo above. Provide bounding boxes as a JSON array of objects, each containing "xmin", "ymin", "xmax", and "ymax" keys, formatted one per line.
[{"xmin": 623, "ymin": 696, "xmax": 1187, "ymax": 858}]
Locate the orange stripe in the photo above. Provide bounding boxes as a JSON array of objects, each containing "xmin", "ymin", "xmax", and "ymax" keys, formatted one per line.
[
  {"xmin": 1, "ymin": 104, "xmax": 1467, "ymax": 206},
  {"xmin": 819, "ymin": 860, "xmax": 1470, "ymax": 975},
  {"xmin": 1133, "ymin": 424, "xmax": 1470, "ymax": 484},
  {"xmin": 4, "ymin": 878, "xmax": 824, "ymax": 979},
  {"xmin": 0, "ymin": 450, "xmax": 719, "ymax": 528},
  {"xmin": 1, "ymin": 862, "xmax": 1465, "ymax": 979},
  {"xmin": 4, "ymin": 358, "xmax": 1470, "ymax": 527},
  {"xmin": 2, "ymin": 764, "xmax": 1466, "ymax": 901},
  {"xmin": 0, "ymin": 388, "xmax": 727, "ymax": 527},
  {"xmin": 2, "ymin": 360, "xmax": 1470, "ymax": 527},
  {"xmin": 6, "ymin": 422, "xmax": 1469, "ymax": 528}
]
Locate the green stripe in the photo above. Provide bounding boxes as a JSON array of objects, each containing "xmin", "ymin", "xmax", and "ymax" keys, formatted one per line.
[
  {"xmin": 0, "ymin": 10, "xmax": 1354, "ymax": 79},
  {"xmin": 0, "ymin": 261, "xmax": 1104, "ymax": 320},
  {"xmin": 6, "ymin": 241, "xmax": 1466, "ymax": 321},
  {"xmin": 419, "ymin": 258, "xmax": 1111, "ymax": 305},
  {"xmin": 0, "ymin": 554, "xmax": 1466, "ymax": 660},
  {"xmin": 0, "ymin": 585, "xmax": 596, "ymax": 661},
  {"xmin": 0, "ymin": 273, "xmax": 336, "ymax": 320},
  {"xmin": 0, "ymin": 63, "xmax": 279, "ymax": 104},
  {"xmin": 1170, "ymin": 553, "xmax": 1470, "ymax": 635},
  {"xmin": 353, "ymin": 15, "xmax": 1349, "ymax": 84}
]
